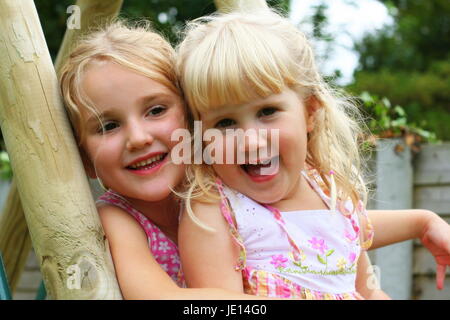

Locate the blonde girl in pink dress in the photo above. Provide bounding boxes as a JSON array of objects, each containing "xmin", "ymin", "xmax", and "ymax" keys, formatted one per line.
[{"xmin": 59, "ymin": 20, "xmax": 272, "ymax": 299}]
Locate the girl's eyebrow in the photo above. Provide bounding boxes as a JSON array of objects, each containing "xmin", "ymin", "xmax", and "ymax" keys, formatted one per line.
[
  {"xmin": 139, "ymin": 92, "xmax": 174, "ymax": 105},
  {"xmin": 201, "ymin": 106, "xmax": 236, "ymax": 122},
  {"xmin": 85, "ymin": 93, "xmax": 175, "ymax": 124},
  {"xmin": 204, "ymin": 96, "xmax": 284, "ymax": 120},
  {"xmin": 86, "ymin": 110, "xmax": 115, "ymax": 126}
]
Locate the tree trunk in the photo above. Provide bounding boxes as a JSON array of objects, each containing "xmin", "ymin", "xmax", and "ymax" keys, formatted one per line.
[
  {"xmin": 0, "ymin": 0, "xmax": 121, "ymax": 299},
  {"xmin": 214, "ymin": 0, "xmax": 268, "ymax": 12}
]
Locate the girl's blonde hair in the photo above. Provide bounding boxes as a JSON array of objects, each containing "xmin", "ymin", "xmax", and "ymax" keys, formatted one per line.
[
  {"xmin": 59, "ymin": 20, "xmax": 181, "ymax": 143},
  {"xmin": 177, "ymin": 9, "xmax": 368, "ymax": 227}
]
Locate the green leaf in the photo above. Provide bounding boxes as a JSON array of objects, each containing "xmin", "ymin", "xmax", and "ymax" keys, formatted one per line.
[
  {"xmin": 293, "ymin": 261, "xmax": 302, "ymax": 267},
  {"xmin": 326, "ymin": 249, "xmax": 335, "ymax": 257},
  {"xmin": 317, "ymin": 254, "xmax": 326, "ymax": 264},
  {"xmin": 0, "ymin": 151, "xmax": 9, "ymax": 162},
  {"xmin": 394, "ymin": 106, "xmax": 406, "ymax": 117}
]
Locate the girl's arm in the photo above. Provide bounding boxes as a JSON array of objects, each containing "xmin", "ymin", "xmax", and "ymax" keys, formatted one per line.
[
  {"xmin": 98, "ymin": 204, "xmax": 262, "ymax": 299},
  {"xmin": 368, "ymin": 209, "xmax": 450, "ymax": 289},
  {"xmin": 178, "ymin": 200, "xmax": 245, "ymax": 292},
  {"xmin": 368, "ymin": 209, "xmax": 435, "ymax": 249},
  {"xmin": 355, "ymin": 251, "xmax": 390, "ymax": 300}
]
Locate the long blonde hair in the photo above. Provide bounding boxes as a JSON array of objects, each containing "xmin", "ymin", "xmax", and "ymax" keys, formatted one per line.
[
  {"xmin": 59, "ymin": 20, "xmax": 181, "ymax": 143},
  {"xmin": 177, "ymin": 9, "xmax": 368, "ymax": 228}
]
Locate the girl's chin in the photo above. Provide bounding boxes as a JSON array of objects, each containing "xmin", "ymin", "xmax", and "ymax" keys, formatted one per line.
[{"xmin": 240, "ymin": 189, "xmax": 284, "ymax": 205}]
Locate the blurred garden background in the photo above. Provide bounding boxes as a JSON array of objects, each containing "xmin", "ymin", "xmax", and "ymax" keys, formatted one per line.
[{"xmin": 0, "ymin": 0, "xmax": 449, "ymax": 300}]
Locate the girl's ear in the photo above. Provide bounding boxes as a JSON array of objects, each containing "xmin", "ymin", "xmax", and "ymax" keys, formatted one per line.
[
  {"xmin": 305, "ymin": 95, "xmax": 322, "ymax": 133},
  {"xmin": 79, "ymin": 148, "xmax": 97, "ymax": 179}
]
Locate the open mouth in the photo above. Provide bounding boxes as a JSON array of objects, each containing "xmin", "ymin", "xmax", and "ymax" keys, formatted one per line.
[
  {"xmin": 240, "ymin": 156, "xmax": 279, "ymax": 177},
  {"xmin": 126, "ymin": 153, "xmax": 168, "ymax": 171}
]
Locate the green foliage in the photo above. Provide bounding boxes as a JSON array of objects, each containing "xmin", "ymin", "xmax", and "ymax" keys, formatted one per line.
[
  {"xmin": 357, "ymin": 91, "xmax": 437, "ymax": 153},
  {"xmin": 35, "ymin": 0, "xmax": 291, "ymax": 60},
  {"xmin": 349, "ymin": 63, "xmax": 450, "ymax": 140},
  {"xmin": 0, "ymin": 151, "xmax": 12, "ymax": 181},
  {"xmin": 355, "ymin": 0, "xmax": 450, "ymax": 72},
  {"xmin": 350, "ymin": 0, "xmax": 450, "ymax": 140}
]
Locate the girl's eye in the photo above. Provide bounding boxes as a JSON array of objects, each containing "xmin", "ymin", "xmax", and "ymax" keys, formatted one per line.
[
  {"xmin": 257, "ymin": 107, "xmax": 278, "ymax": 118},
  {"xmin": 98, "ymin": 121, "xmax": 119, "ymax": 133},
  {"xmin": 147, "ymin": 105, "xmax": 166, "ymax": 116},
  {"xmin": 215, "ymin": 118, "xmax": 236, "ymax": 128}
]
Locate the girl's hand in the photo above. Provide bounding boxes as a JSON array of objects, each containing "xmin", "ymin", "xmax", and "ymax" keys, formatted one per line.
[{"xmin": 420, "ymin": 211, "xmax": 450, "ymax": 290}]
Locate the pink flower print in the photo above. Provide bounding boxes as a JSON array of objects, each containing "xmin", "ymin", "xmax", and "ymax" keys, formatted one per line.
[
  {"xmin": 345, "ymin": 230, "xmax": 358, "ymax": 242},
  {"xmin": 270, "ymin": 254, "xmax": 288, "ymax": 268},
  {"xmin": 351, "ymin": 219, "xmax": 360, "ymax": 233},
  {"xmin": 308, "ymin": 237, "xmax": 328, "ymax": 255},
  {"xmin": 170, "ymin": 254, "xmax": 179, "ymax": 264},
  {"xmin": 158, "ymin": 241, "xmax": 170, "ymax": 253},
  {"xmin": 273, "ymin": 278, "xmax": 291, "ymax": 298},
  {"xmin": 348, "ymin": 252, "xmax": 357, "ymax": 264}
]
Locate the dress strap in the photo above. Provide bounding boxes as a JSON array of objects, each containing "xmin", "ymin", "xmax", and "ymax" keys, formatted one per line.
[
  {"xmin": 303, "ymin": 168, "xmax": 374, "ymax": 250},
  {"xmin": 215, "ymin": 179, "xmax": 247, "ymax": 270},
  {"xmin": 263, "ymin": 204, "xmax": 305, "ymax": 262},
  {"xmin": 301, "ymin": 169, "xmax": 332, "ymax": 210}
]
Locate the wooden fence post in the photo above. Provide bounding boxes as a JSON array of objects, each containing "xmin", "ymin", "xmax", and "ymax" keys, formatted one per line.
[
  {"xmin": 372, "ymin": 138, "xmax": 414, "ymax": 299},
  {"xmin": 0, "ymin": 0, "xmax": 121, "ymax": 299}
]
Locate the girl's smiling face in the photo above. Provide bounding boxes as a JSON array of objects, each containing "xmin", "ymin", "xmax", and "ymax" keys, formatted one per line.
[
  {"xmin": 201, "ymin": 88, "xmax": 316, "ymax": 206},
  {"xmin": 80, "ymin": 61, "xmax": 186, "ymax": 204}
]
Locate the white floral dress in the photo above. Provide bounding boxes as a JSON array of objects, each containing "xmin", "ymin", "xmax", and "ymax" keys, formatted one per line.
[{"xmin": 217, "ymin": 168, "xmax": 374, "ymax": 299}]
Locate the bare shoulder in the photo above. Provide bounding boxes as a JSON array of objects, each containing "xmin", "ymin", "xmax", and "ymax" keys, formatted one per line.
[
  {"xmin": 96, "ymin": 203, "xmax": 147, "ymax": 242},
  {"xmin": 179, "ymin": 198, "xmax": 224, "ymax": 233}
]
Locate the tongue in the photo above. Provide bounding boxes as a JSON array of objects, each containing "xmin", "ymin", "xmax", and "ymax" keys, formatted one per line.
[{"xmin": 246, "ymin": 163, "xmax": 273, "ymax": 176}]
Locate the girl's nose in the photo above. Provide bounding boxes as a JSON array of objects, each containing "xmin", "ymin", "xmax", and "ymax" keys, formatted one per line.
[
  {"xmin": 126, "ymin": 123, "xmax": 154, "ymax": 151},
  {"xmin": 238, "ymin": 128, "xmax": 269, "ymax": 158}
]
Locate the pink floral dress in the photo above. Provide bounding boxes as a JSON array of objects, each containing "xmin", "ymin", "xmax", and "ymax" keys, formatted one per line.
[
  {"xmin": 97, "ymin": 190, "xmax": 185, "ymax": 287},
  {"xmin": 217, "ymin": 168, "xmax": 374, "ymax": 299}
]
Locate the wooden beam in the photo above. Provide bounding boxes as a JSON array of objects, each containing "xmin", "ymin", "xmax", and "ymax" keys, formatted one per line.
[
  {"xmin": 55, "ymin": 0, "xmax": 124, "ymax": 71},
  {"xmin": 214, "ymin": 0, "xmax": 268, "ymax": 12},
  {"xmin": 0, "ymin": 0, "xmax": 121, "ymax": 299},
  {"xmin": 0, "ymin": 0, "xmax": 122, "ymax": 298},
  {"xmin": 0, "ymin": 180, "xmax": 30, "ymax": 292}
]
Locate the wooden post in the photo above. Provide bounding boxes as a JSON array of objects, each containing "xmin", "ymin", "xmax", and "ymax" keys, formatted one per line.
[
  {"xmin": 54, "ymin": 0, "xmax": 124, "ymax": 71},
  {"xmin": 0, "ymin": 180, "xmax": 31, "ymax": 292},
  {"xmin": 0, "ymin": 0, "xmax": 121, "ymax": 299},
  {"xmin": 0, "ymin": 0, "xmax": 123, "ymax": 298},
  {"xmin": 214, "ymin": 0, "xmax": 268, "ymax": 12},
  {"xmin": 372, "ymin": 138, "xmax": 413, "ymax": 299}
]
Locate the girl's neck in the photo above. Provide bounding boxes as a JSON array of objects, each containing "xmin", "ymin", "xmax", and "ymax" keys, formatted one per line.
[
  {"xmin": 271, "ymin": 173, "xmax": 329, "ymax": 212},
  {"xmin": 122, "ymin": 193, "xmax": 180, "ymax": 242}
]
